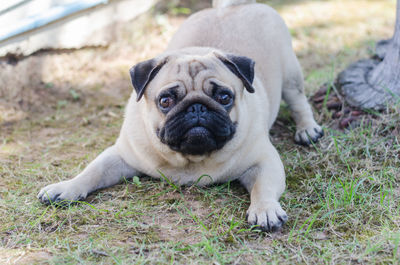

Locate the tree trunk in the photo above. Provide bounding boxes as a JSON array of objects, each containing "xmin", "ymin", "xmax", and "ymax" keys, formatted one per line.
[{"xmin": 337, "ymin": 0, "xmax": 400, "ymax": 110}]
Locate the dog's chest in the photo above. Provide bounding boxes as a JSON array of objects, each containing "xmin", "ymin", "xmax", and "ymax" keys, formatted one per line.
[{"xmin": 151, "ymin": 154, "xmax": 244, "ymax": 186}]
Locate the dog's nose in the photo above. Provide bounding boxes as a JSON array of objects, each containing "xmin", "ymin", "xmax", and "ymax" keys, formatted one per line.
[{"xmin": 186, "ymin": 103, "xmax": 207, "ymax": 114}]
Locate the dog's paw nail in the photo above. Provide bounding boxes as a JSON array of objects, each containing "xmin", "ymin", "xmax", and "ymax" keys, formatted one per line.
[
  {"xmin": 38, "ymin": 181, "xmax": 87, "ymax": 206},
  {"xmin": 278, "ymin": 214, "xmax": 288, "ymax": 224},
  {"xmin": 295, "ymin": 125, "xmax": 324, "ymax": 146},
  {"xmin": 246, "ymin": 202, "xmax": 287, "ymax": 233}
]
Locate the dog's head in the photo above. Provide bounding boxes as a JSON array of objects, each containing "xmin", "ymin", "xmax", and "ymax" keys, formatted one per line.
[{"xmin": 129, "ymin": 49, "xmax": 255, "ymax": 156}]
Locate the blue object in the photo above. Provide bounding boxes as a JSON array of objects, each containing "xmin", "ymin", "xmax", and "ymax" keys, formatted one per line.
[
  {"xmin": 0, "ymin": 0, "xmax": 34, "ymax": 17},
  {"xmin": 0, "ymin": 0, "xmax": 108, "ymax": 42}
]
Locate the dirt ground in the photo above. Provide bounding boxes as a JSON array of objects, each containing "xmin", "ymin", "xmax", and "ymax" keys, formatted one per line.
[{"xmin": 1, "ymin": 0, "xmax": 399, "ymax": 264}]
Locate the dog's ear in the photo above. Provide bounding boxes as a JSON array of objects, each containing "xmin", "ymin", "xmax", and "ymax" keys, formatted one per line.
[
  {"xmin": 129, "ymin": 58, "xmax": 168, "ymax": 101},
  {"xmin": 215, "ymin": 53, "xmax": 255, "ymax": 93}
]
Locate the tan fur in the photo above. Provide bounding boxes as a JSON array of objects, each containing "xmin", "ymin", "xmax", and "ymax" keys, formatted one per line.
[{"xmin": 38, "ymin": 0, "xmax": 322, "ymax": 231}]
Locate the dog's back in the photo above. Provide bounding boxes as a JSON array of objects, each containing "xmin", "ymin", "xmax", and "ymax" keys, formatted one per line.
[
  {"xmin": 212, "ymin": 0, "xmax": 256, "ymax": 8},
  {"xmin": 167, "ymin": 0, "xmax": 292, "ymax": 60}
]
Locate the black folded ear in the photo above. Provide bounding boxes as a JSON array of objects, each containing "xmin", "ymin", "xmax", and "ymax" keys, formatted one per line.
[
  {"xmin": 215, "ymin": 53, "xmax": 255, "ymax": 93},
  {"xmin": 129, "ymin": 58, "xmax": 168, "ymax": 101}
]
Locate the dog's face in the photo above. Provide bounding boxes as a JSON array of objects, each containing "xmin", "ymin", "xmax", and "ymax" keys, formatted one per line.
[{"xmin": 129, "ymin": 50, "xmax": 255, "ymax": 156}]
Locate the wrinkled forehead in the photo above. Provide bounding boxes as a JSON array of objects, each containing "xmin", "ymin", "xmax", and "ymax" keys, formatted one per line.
[
  {"xmin": 174, "ymin": 55, "xmax": 214, "ymax": 76},
  {"xmin": 165, "ymin": 54, "xmax": 215, "ymax": 76},
  {"xmin": 157, "ymin": 53, "xmax": 236, "ymax": 91}
]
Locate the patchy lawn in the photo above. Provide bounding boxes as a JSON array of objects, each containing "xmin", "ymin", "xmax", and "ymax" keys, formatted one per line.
[{"xmin": 1, "ymin": 0, "xmax": 399, "ymax": 264}]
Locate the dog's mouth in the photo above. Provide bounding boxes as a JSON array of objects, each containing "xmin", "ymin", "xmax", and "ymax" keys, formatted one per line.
[
  {"xmin": 183, "ymin": 126, "xmax": 212, "ymax": 140},
  {"xmin": 159, "ymin": 121, "xmax": 235, "ymax": 156},
  {"xmin": 179, "ymin": 126, "xmax": 217, "ymax": 155},
  {"xmin": 157, "ymin": 100, "xmax": 236, "ymax": 156}
]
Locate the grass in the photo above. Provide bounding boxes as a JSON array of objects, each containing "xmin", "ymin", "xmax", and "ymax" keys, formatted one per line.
[{"xmin": 1, "ymin": 0, "xmax": 399, "ymax": 264}]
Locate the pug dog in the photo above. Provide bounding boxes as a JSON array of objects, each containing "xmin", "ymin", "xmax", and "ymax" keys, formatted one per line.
[{"xmin": 38, "ymin": 0, "xmax": 323, "ymax": 232}]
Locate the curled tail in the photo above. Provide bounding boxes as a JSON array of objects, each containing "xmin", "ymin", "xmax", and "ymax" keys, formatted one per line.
[{"xmin": 212, "ymin": 0, "xmax": 256, "ymax": 8}]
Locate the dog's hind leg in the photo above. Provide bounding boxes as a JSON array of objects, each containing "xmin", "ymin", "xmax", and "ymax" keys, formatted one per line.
[
  {"xmin": 282, "ymin": 58, "xmax": 324, "ymax": 145},
  {"xmin": 37, "ymin": 145, "xmax": 139, "ymax": 205}
]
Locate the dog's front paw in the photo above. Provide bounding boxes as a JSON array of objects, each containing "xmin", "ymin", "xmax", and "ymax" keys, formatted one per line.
[
  {"xmin": 246, "ymin": 201, "xmax": 288, "ymax": 232},
  {"xmin": 295, "ymin": 123, "xmax": 324, "ymax": 146},
  {"xmin": 37, "ymin": 180, "xmax": 87, "ymax": 206}
]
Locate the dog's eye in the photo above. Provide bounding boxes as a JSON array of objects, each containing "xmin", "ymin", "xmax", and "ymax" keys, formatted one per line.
[
  {"xmin": 159, "ymin": 96, "xmax": 174, "ymax": 109},
  {"xmin": 216, "ymin": 93, "xmax": 233, "ymax": 105}
]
